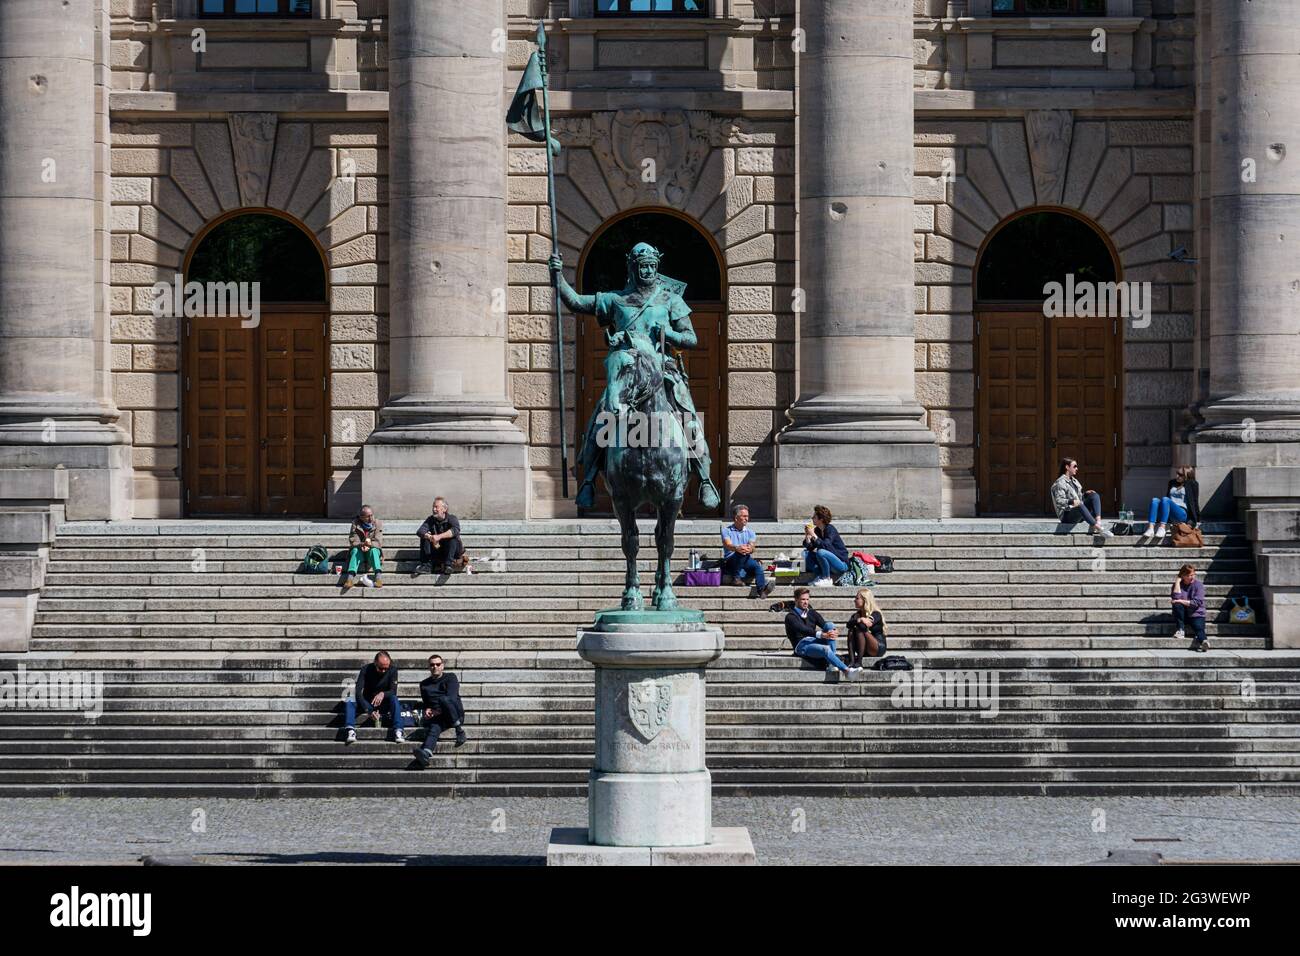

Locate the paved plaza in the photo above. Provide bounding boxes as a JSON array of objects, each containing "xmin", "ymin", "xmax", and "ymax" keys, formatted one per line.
[{"xmin": 1, "ymin": 797, "xmax": 1297, "ymax": 866}]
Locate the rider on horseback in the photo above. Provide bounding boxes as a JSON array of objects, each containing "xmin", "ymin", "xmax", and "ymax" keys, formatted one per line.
[{"xmin": 549, "ymin": 243, "xmax": 723, "ymax": 511}]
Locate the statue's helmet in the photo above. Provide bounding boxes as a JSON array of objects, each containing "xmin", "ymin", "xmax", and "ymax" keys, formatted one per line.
[{"xmin": 626, "ymin": 242, "xmax": 662, "ymax": 285}]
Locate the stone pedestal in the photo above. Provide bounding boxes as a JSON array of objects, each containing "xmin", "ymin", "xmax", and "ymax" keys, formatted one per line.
[
  {"xmin": 774, "ymin": 0, "xmax": 940, "ymax": 519},
  {"xmin": 546, "ymin": 611, "xmax": 755, "ymax": 865}
]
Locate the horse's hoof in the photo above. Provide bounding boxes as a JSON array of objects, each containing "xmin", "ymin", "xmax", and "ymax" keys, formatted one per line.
[
  {"xmin": 698, "ymin": 481, "xmax": 721, "ymax": 510},
  {"xmin": 652, "ymin": 590, "xmax": 678, "ymax": 611},
  {"xmin": 621, "ymin": 589, "xmax": 644, "ymax": 610}
]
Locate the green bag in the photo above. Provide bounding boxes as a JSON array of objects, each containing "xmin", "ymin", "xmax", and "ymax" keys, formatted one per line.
[{"xmin": 299, "ymin": 544, "xmax": 331, "ymax": 574}]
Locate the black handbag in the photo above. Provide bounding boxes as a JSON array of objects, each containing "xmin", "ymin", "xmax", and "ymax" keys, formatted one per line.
[
  {"xmin": 1111, "ymin": 522, "xmax": 1131, "ymax": 536},
  {"xmin": 873, "ymin": 654, "xmax": 912, "ymax": 671}
]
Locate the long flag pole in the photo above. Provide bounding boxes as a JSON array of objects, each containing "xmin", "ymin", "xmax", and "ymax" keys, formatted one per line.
[{"xmin": 536, "ymin": 22, "xmax": 569, "ymax": 498}]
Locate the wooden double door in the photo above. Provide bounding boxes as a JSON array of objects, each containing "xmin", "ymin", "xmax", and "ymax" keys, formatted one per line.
[
  {"xmin": 575, "ymin": 307, "xmax": 726, "ymax": 516},
  {"xmin": 976, "ymin": 310, "xmax": 1121, "ymax": 516},
  {"xmin": 183, "ymin": 309, "xmax": 327, "ymax": 516}
]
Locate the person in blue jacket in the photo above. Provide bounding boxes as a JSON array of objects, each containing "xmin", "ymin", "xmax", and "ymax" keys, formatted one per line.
[{"xmin": 803, "ymin": 504, "xmax": 849, "ymax": 587}]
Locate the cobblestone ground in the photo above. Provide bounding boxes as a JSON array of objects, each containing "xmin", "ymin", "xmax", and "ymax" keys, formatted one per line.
[{"xmin": 1, "ymin": 797, "xmax": 1297, "ymax": 865}]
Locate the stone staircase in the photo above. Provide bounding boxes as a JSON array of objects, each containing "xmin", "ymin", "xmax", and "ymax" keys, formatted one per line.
[{"xmin": 1, "ymin": 519, "xmax": 1298, "ymax": 796}]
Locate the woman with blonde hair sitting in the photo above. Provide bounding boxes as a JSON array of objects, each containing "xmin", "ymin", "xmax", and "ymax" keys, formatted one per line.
[{"xmin": 847, "ymin": 588, "xmax": 887, "ymax": 667}]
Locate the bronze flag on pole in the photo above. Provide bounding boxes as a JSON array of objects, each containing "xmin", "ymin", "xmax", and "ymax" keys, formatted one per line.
[
  {"xmin": 506, "ymin": 46, "xmax": 561, "ymax": 156},
  {"xmin": 507, "ymin": 22, "xmax": 568, "ymax": 497}
]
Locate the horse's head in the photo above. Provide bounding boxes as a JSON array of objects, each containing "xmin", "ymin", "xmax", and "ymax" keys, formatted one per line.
[{"xmin": 616, "ymin": 343, "xmax": 665, "ymax": 412}]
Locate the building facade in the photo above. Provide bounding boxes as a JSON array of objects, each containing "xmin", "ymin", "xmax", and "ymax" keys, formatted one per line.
[{"xmin": 2, "ymin": 0, "xmax": 1298, "ymax": 523}]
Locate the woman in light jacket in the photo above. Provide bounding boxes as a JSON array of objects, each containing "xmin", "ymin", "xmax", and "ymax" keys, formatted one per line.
[{"xmin": 1050, "ymin": 458, "xmax": 1113, "ymax": 537}]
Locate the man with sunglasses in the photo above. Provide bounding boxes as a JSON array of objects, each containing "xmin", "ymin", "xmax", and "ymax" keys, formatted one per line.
[{"xmin": 413, "ymin": 654, "xmax": 467, "ymax": 767}]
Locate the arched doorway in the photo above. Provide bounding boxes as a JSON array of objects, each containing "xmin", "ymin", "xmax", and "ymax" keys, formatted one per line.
[
  {"xmin": 974, "ymin": 209, "xmax": 1122, "ymax": 516},
  {"xmin": 181, "ymin": 211, "xmax": 329, "ymax": 516},
  {"xmin": 575, "ymin": 209, "xmax": 726, "ymax": 517}
]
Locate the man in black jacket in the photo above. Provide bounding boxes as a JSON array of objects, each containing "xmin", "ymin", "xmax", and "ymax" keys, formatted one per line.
[
  {"xmin": 344, "ymin": 651, "xmax": 404, "ymax": 744},
  {"xmin": 784, "ymin": 587, "xmax": 831, "ymax": 648},
  {"xmin": 413, "ymin": 497, "xmax": 464, "ymax": 576},
  {"xmin": 413, "ymin": 654, "xmax": 467, "ymax": 767}
]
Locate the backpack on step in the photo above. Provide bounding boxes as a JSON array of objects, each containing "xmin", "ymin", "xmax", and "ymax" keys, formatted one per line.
[
  {"xmin": 298, "ymin": 544, "xmax": 331, "ymax": 574},
  {"xmin": 835, "ymin": 555, "xmax": 876, "ymax": 588},
  {"xmin": 875, "ymin": 555, "xmax": 895, "ymax": 573}
]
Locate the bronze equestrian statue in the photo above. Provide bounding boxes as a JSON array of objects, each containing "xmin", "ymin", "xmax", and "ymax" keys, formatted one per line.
[{"xmin": 549, "ymin": 242, "xmax": 721, "ymax": 610}]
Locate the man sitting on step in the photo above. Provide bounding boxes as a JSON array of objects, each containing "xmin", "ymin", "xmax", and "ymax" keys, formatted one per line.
[
  {"xmin": 344, "ymin": 650, "xmax": 405, "ymax": 744},
  {"xmin": 720, "ymin": 503, "xmax": 774, "ymax": 599},
  {"xmin": 342, "ymin": 504, "xmax": 384, "ymax": 590},
  {"xmin": 413, "ymin": 654, "xmax": 467, "ymax": 767},
  {"xmin": 784, "ymin": 587, "xmax": 854, "ymax": 677},
  {"xmin": 413, "ymin": 497, "xmax": 464, "ymax": 576}
]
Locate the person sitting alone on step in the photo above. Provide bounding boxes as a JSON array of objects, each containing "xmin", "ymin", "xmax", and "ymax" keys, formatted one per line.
[
  {"xmin": 846, "ymin": 587, "xmax": 887, "ymax": 666},
  {"xmin": 413, "ymin": 654, "xmax": 467, "ymax": 767},
  {"xmin": 413, "ymin": 496, "xmax": 464, "ymax": 576},
  {"xmin": 802, "ymin": 505, "xmax": 850, "ymax": 587},
  {"xmin": 342, "ymin": 505, "xmax": 384, "ymax": 590},
  {"xmin": 1050, "ymin": 458, "xmax": 1113, "ymax": 537},
  {"xmin": 785, "ymin": 587, "xmax": 854, "ymax": 678},
  {"xmin": 1171, "ymin": 563, "xmax": 1208, "ymax": 652},
  {"xmin": 1139, "ymin": 465, "xmax": 1201, "ymax": 544},
  {"xmin": 720, "ymin": 503, "xmax": 775, "ymax": 599},
  {"xmin": 344, "ymin": 650, "xmax": 404, "ymax": 744}
]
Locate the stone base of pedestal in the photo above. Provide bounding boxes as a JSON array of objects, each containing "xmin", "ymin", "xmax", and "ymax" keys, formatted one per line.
[
  {"xmin": 1177, "ymin": 440, "xmax": 1300, "ymax": 517},
  {"xmin": 589, "ymin": 769, "xmax": 712, "ymax": 846},
  {"xmin": 0, "ymin": 442, "xmax": 131, "ymax": 521},
  {"xmin": 775, "ymin": 441, "xmax": 941, "ymax": 519},
  {"xmin": 546, "ymin": 827, "xmax": 756, "ymax": 866},
  {"xmin": 361, "ymin": 440, "xmax": 528, "ymax": 519}
]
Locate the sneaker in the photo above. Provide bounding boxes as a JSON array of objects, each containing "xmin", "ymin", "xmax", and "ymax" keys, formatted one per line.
[
  {"xmin": 413, "ymin": 747, "xmax": 432, "ymax": 767},
  {"xmin": 721, "ymin": 575, "xmax": 738, "ymax": 586},
  {"xmin": 1172, "ymin": 628, "xmax": 1185, "ymax": 640},
  {"xmin": 373, "ymin": 577, "xmax": 384, "ymax": 589},
  {"xmin": 341, "ymin": 577, "xmax": 355, "ymax": 591},
  {"xmin": 759, "ymin": 581, "xmax": 776, "ymax": 599},
  {"xmin": 812, "ymin": 577, "xmax": 833, "ymax": 588},
  {"xmin": 357, "ymin": 575, "xmax": 373, "ymax": 588},
  {"xmin": 344, "ymin": 729, "xmax": 357, "ymax": 744},
  {"xmin": 394, "ymin": 728, "xmax": 405, "ymax": 743},
  {"xmin": 412, "ymin": 563, "xmax": 430, "ymax": 578},
  {"xmin": 847, "ymin": 666, "xmax": 862, "ymax": 678},
  {"xmin": 455, "ymin": 729, "xmax": 467, "ymax": 747},
  {"xmin": 1093, "ymin": 526, "xmax": 1114, "ymax": 538},
  {"xmin": 1154, "ymin": 526, "xmax": 1167, "ymax": 540},
  {"xmin": 1191, "ymin": 641, "xmax": 1206, "ymax": 653}
]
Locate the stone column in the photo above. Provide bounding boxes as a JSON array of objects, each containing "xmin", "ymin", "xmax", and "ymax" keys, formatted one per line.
[
  {"xmin": 775, "ymin": 0, "xmax": 940, "ymax": 519},
  {"xmin": 1189, "ymin": 1, "xmax": 1300, "ymax": 512},
  {"xmin": 362, "ymin": 0, "xmax": 528, "ymax": 518},
  {"xmin": 0, "ymin": 0, "xmax": 130, "ymax": 519}
]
